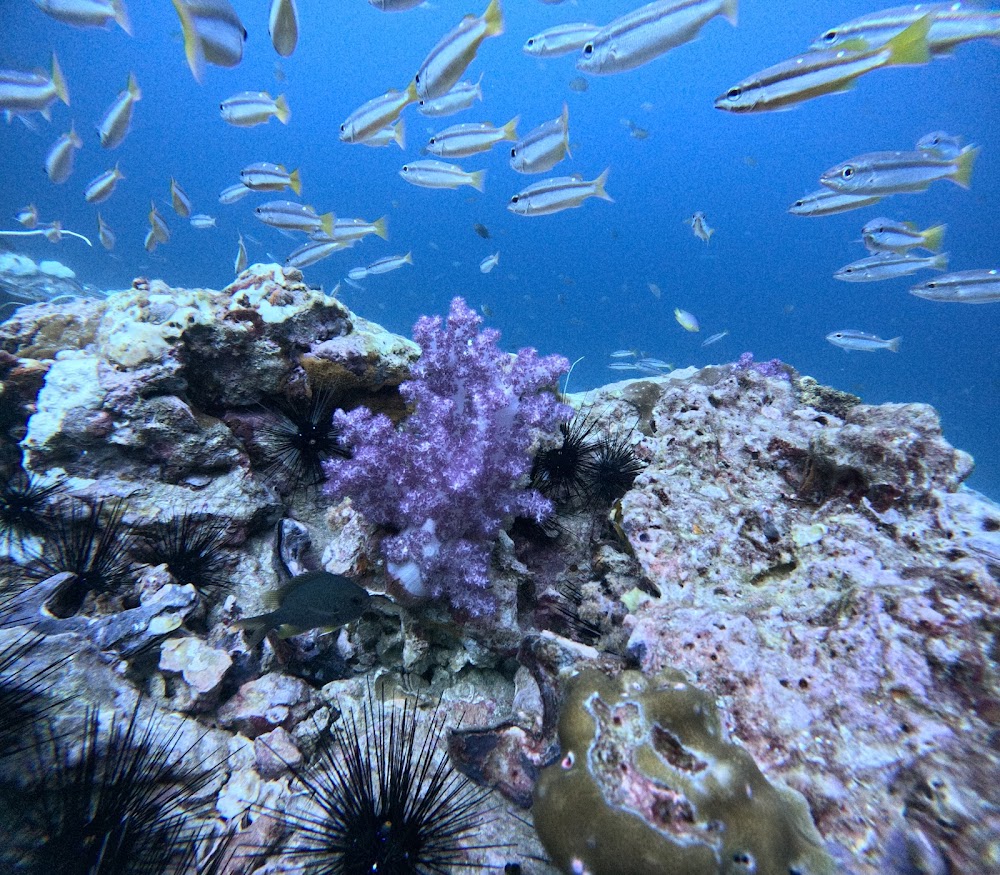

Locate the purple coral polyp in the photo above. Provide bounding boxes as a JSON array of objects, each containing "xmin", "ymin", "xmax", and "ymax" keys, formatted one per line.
[{"xmin": 324, "ymin": 297, "xmax": 570, "ymax": 618}]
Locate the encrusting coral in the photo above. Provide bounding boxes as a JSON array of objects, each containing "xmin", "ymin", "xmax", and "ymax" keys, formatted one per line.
[{"xmin": 324, "ymin": 296, "xmax": 570, "ymax": 618}]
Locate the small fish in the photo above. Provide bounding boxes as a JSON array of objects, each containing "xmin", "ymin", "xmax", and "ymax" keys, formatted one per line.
[
  {"xmin": 578, "ymin": 0, "xmax": 738, "ymax": 76},
  {"xmin": 473, "ymin": 222, "xmax": 490, "ymax": 238},
  {"xmin": 687, "ymin": 211, "xmax": 714, "ymax": 244},
  {"xmin": 37, "ymin": 220, "xmax": 63, "ymax": 243},
  {"xmin": 610, "ymin": 349, "xmax": 638, "ymax": 358},
  {"xmin": 369, "ymin": 0, "xmax": 426, "ymax": 9},
  {"xmin": 607, "ymin": 362, "xmax": 644, "ymax": 371},
  {"xmin": 510, "ymin": 103, "xmax": 570, "ymax": 174},
  {"xmin": 97, "ymin": 72, "xmax": 141, "ymax": 149},
  {"xmin": 400, "ymin": 159, "xmax": 485, "ymax": 191},
  {"xmin": 190, "ymin": 213, "xmax": 216, "ymax": 229},
  {"xmin": 149, "ymin": 201, "xmax": 170, "ymax": 243},
  {"xmin": 418, "ymin": 75, "xmax": 484, "ymax": 116},
  {"xmin": 84, "ymin": 163, "xmax": 124, "ymax": 203},
  {"xmin": 269, "ymin": 0, "xmax": 299, "ymax": 57},
  {"xmin": 340, "ymin": 85, "xmax": 418, "ymax": 143},
  {"xmin": 144, "ymin": 227, "xmax": 157, "ymax": 253},
  {"xmin": 426, "ymin": 116, "xmax": 519, "ymax": 158},
  {"xmin": 909, "ymin": 269, "xmax": 1000, "ymax": 303},
  {"xmin": 701, "ymin": 329, "xmax": 729, "ymax": 347},
  {"xmin": 414, "ymin": 0, "xmax": 504, "ymax": 102},
  {"xmin": 286, "ymin": 237, "xmax": 352, "ymax": 269},
  {"xmin": 16, "ymin": 204, "xmax": 39, "ymax": 228},
  {"xmin": 170, "ymin": 177, "xmax": 192, "ymax": 217},
  {"xmin": 916, "ymin": 130, "xmax": 964, "ymax": 159},
  {"xmin": 674, "ymin": 307, "xmax": 700, "ymax": 332},
  {"xmin": 219, "ymin": 182, "xmax": 252, "ymax": 204},
  {"xmin": 327, "ymin": 216, "xmax": 389, "ymax": 243},
  {"xmin": 647, "ymin": 281, "xmax": 661, "ymax": 298},
  {"xmin": 359, "ymin": 118, "xmax": 406, "ymax": 149},
  {"xmin": 0, "ymin": 53, "xmax": 69, "ymax": 117},
  {"xmin": 636, "ymin": 358, "xmax": 673, "ymax": 373},
  {"xmin": 236, "ymin": 570, "xmax": 371, "ymax": 648},
  {"xmin": 96, "ymin": 212, "xmax": 115, "ymax": 250},
  {"xmin": 254, "ymin": 200, "xmax": 333, "ymax": 235},
  {"xmin": 508, "ymin": 168, "xmax": 612, "ymax": 216},
  {"xmin": 861, "ymin": 218, "xmax": 946, "ymax": 253},
  {"xmin": 826, "ymin": 329, "xmax": 901, "ymax": 352},
  {"xmin": 568, "ymin": 76, "xmax": 589, "ymax": 92},
  {"xmin": 716, "ymin": 15, "xmax": 932, "ymax": 112},
  {"xmin": 173, "ymin": 0, "xmax": 247, "ymax": 82},
  {"xmin": 523, "ymin": 22, "xmax": 600, "ymax": 57},
  {"xmin": 811, "ymin": 5, "xmax": 1000, "ymax": 56},
  {"xmin": 33, "ymin": 0, "xmax": 132, "ymax": 34},
  {"xmin": 220, "ymin": 91, "xmax": 290, "ymax": 127},
  {"xmin": 623, "ymin": 119, "xmax": 649, "ymax": 139},
  {"xmin": 233, "ymin": 234, "xmax": 248, "ymax": 274},
  {"xmin": 834, "ymin": 251, "xmax": 948, "ymax": 282},
  {"xmin": 788, "ymin": 188, "xmax": 882, "ymax": 217},
  {"xmin": 45, "ymin": 123, "xmax": 83, "ymax": 184},
  {"xmin": 240, "ymin": 162, "xmax": 302, "ymax": 195},
  {"xmin": 479, "ymin": 252, "xmax": 499, "ymax": 273},
  {"xmin": 366, "ymin": 252, "xmax": 413, "ymax": 275},
  {"xmin": 820, "ymin": 145, "xmax": 979, "ymax": 195}
]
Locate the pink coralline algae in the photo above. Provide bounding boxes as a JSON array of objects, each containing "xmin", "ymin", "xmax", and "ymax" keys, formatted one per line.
[{"xmin": 324, "ymin": 297, "xmax": 569, "ymax": 618}]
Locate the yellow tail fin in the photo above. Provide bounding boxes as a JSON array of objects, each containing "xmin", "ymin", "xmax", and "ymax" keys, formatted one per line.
[
  {"xmin": 320, "ymin": 212, "xmax": 334, "ymax": 237},
  {"xmin": 885, "ymin": 14, "xmax": 931, "ymax": 66},
  {"xmin": 921, "ymin": 223, "xmax": 946, "ymax": 252},
  {"xmin": 721, "ymin": 0, "xmax": 738, "ymax": 26},
  {"xmin": 392, "ymin": 117, "xmax": 406, "ymax": 149},
  {"xmin": 470, "ymin": 170, "xmax": 486, "ymax": 192},
  {"xmin": 51, "ymin": 53, "xmax": 69, "ymax": 106},
  {"xmin": 127, "ymin": 72, "xmax": 141, "ymax": 101},
  {"xmin": 171, "ymin": 0, "xmax": 205, "ymax": 83},
  {"xmin": 951, "ymin": 145, "xmax": 978, "ymax": 189},
  {"xmin": 483, "ymin": 0, "xmax": 504, "ymax": 37},
  {"xmin": 112, "ymin": 0, "xmax": 133, "ymax": 36},
  {"xmin": 274, "ymin": 94, "xmax": 291, "ymax": 124},
  {"xmin": 288, "ymin": 168, "xmax": 302, "ymax": 195},
  {"xmin": 372, "ymin": 215, "xmax": 389, "ymax": 240},
  {"xmin": 593, "ymin": 167, "xmax": 613, "ymax": 202},
  {"xmin": 502, "ymin": 115, "xmax": 520, "ymax": 141}
]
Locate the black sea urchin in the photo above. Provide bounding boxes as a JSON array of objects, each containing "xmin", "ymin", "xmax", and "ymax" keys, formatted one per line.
[
  {"xmin": 0, "ymin": 468, "xmax": 64, "ymax": 548},
  {"xmin": 133, "ymin": 510, "xmax": 234, "ymax": 596},
  {"xmin": 276, "ymin": 687, "xmax": 494, "ymax": 875},
  {"xmin": 584, "ymin": 429, "xmax": 645, "ymax": 505},
  {"xmin": 0, "ymin": 631, "xmax": 67, "ymax": 759},
  {"xmin": 260, "ymin": 387, "xmax": 350, "ymax": 490},
  {"xmin": 530, "ymin": 414, "xmax": 599, "ymax": 506},
  {"xmin": 33, "ymin": 499, "xmax": 135, "ymax": 617},
  {"xmin": 3, "ymin": 701, "xmax": 218, "ymax": 875}
]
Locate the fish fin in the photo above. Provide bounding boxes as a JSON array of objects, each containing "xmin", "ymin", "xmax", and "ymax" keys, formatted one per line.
[
  {"xmin": 51, "ymin": 53, "xmax": 69, "ymax": 107},
  {"xmin": 235, "ymin": 614, "xmax": 273, "ymax": 648},
  {"xmin": 593, "ymin": 167, "xmax": 613, "ymax": 202},
  {"xmin": 474, "ymin": 71, "xmax": 484, "ymax": 100},
  {"xmin": 951, "ymin": 145, "xmax": 978, "ymax": 189},
  {"xmin": 404, "ymin": 79, "xmax": 419, "ymax": 106},
  {"xmin": 469, "ymin": 170, "xmax": 486, "ymax": 192},
  {"xmin": 502, "ymin": 115, "xmax": 520, "ymax": 141},
  {"xmin": 70, "ymin": 123, "xmax": 82, "ymax": 147},
  {"xmin": 403, "ymin": 251, "xmax": 413, "ymax": 265},
  {"xmin": 721, "ymin": 0, "xmax": 738, "ymax": 26},
  {"xmin": 884, "ymin": 14, "xmax": 931, "ymax": 66},
  {"xmin": 887, "ymin": 337, "xmax": 902, "ymax": 353},
  {"xmin": 112, "ymin": 0, "xmax": 133, "ymax": 36},
  {"xmin": 320, "ymin": 212, "xmax": 334, "ymax": 237},
  {"xmin": 274, "ymin": 94, "xmax": 291, "ymax": 124},
  {"xmin": 172, "ymin": 0, "xmax": 205, "ymax": 83},
  {"xmin": 372, "ymin": 215, "xmax": 389, "ymax": 240},
  {"xmin": 931, "ymin": 253, "xmax": 949, "ymax": 271},
  {"xmin": 288, "ymin": 168, "xmax": 302, "ymax": 195},
  {"xmin": 483, "ymin": 0, "xmax": 504, "ymax": 37},
  {"xmin": 922, "ymin": 223, "xmax": 946, "ymax": 252},
  {"xmin": 127, "ymin": 72, "xmax": 141, "ymax": 101},
  {"xmin": 392, "ymin": 117, "xmax": 406, "ymax": 149}
]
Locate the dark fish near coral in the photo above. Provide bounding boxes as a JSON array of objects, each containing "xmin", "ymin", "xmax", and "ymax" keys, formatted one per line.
[
  {"xmin": 237, "ymin": 570, "xmax": 370, "ymax": 647},
  {"xmin": 473, "ymin": 222, "xmax": 490, "ymax": 238}
]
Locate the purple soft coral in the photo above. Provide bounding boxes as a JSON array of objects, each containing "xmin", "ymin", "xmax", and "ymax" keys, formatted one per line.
[{"xmin": 324, "ymin": 297, "xmax": 570, "ymax": 618}]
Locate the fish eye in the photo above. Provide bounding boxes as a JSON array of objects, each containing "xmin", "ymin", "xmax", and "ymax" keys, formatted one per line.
[
  {"xmin": 926, "ymin": 282, "xmax": 937, "ymax": 288},
  {"xmin": 414, "ymin": 72, "xmax": 420, "ymax": 82},
  {"xmin": 510, "ymin": 147, "xmax": 517, "ymax": 157},
  {"xmin": 429, "ymin": 137, "xmax": 436, "ymax": 144},
  {"xmin": 510, "ymin": 195, "xmax": 520, "ymax": 203},
  {"xmin": 841, "ymin": 166, "xmax": 855, "ymax": 178},
  {"xmin": 823, "ymin": 29, "xmax": 838, "ymax": 43},
  {"xmin": 527, "ymin": 38, "xmax": 534, "ymax": 46},
  {"xmin": 727, "ymin": 87, "xmax": 741, "ymax": 100},
  {"xmin": 583, "ymin": 43, "xmax": 593, "ymax": 56}
]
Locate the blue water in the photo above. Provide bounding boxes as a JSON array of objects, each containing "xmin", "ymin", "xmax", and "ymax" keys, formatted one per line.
[{"xmin": 1, "ymin": 0, "xmax": 998, "ymax": 498}]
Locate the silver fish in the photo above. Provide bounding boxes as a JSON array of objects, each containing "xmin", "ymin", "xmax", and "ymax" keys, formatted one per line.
[
  {"xmin": 399, "ymin": 159, "xmax": 485, "ymax": 191},
  {"xmin": 45, "ymin": 123, "xmax": 83, "ymax": 184},
  {"xmin": 479, "ymin": 252, "xmax": 499, "ymax": 273},
  {"xmin": 16, "ymin": 204, "xmax": 39, "ymax": 228},
  {"xmin": 84, "ymin": 164, "xmax": 124, "ymax": 203},
  {"xmin": 916, "ymin": 130, "xmax": 964, "ymax": 159},
  {"xmin": 219, "ymin": 182, "xmax": 252, "ymax": 204},
  {"xmin": 0, "ymin": 54, "xmax": 69, "ymax": 116},
  {"xmin": 523, "ymin": 22, "xmax": 600, "ymax": 57},
  {"xmin": 340, "ymin": 85, "xmax": 417, "ymax": 143},
  {"xmin": 414, "ymin": 0, "xmax": 504, "ymax": 101},
  {"xmin": 578, "ymin": 0, "xmax": 738, "ymax": 76},
  {"xmin": 170, "ymin": 177, "xmax": 192, "ymax": 218},
  {"xmin": 826, "ymin": 329, "xmax": 901, "ymax": 352},
  {"xmin": 909, "ymin": 269, "xmax": 1000, "ymax": 303},
  {"xmin": 190, "ymin": 214, "xmax": 216, "ymax": 229},
  {"xmin": 220, "ymin": 91, "xmax": 290, "ymax": 127},
  {"xmin": 508, "ymin": 169, "xmax": 612, "ymax": 216},
  {"xmin": 96, "ymin": 212, "xmax": 115, "ymax": 250},
  {"xmin": 254, "ymin": 200, "xmax": 333, "ymax": 235},
  {"xmin": 510, "ymin": 104, "xmax": 570, "ymax": 174},
  {"xmin": 687, "ymin": 211, "xmax": 713, "ymax": 243},
  {"xmin": 359, "ymin": 119, "xmax": 406, "ymax": 149},
  {"xmin": 32, "ymin": 0, "xmax": 132, "ymax": 34},
  {"xmin": 173, "ymin": 0, "xmax": 247, "ymax": 82},
  {"xmin": 426, "ymin": 117, "xmax": 519, "ymax": 158},
  {"xmin": 418, "ymin": 75, "xmax": 483, "ymax": 116},
  {"xmin": 820, "ymin": 146, "xmax": 978, "ymax": 195},
  {"xmin": 234, "ymin": 233, "xmax": 247, "ymax": 274},
  {"xmin": 149, "ymin": 201, "xmax": 170, "ymax": 243},
  {"xmin": 286, "ymin": 237, "xmax": 352, "ymax": 269},
  {"xmin": 97, "ymin": 72, "xmax": 141, "ymax": 149},
  {"xmin": 787, "ymin": 188, "xmax": 882, "ymax": 217},
  {"xmin": 365, "ymin": 252, "xmax": 413, "ymax": 275},
  {"xmin": 269, "ymin": 0, "xmax": 299, "ymax": 57},
  {"xmin": 861, "ymin": 218, "xmax": 945, "ymax": 253},
  {"xmin": 325, "ymin": 216, "xmax": 389, "ymax": 243},
  {"xmin": 240, "ymin": 162, "xmax": 302, "ymax": 195},
  {"xmin": 834, "ymin": 251, "xmax": 948, "ymax": 282},
  {"xmin": 701, "ymin": 330, "xmax": 729, "ymax": 347}
]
